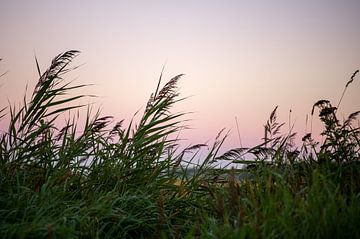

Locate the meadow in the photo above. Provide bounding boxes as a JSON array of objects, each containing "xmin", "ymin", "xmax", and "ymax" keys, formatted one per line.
[{"xmin": 0, "ymin": 51, "xmax": 359, "ymax": 238}]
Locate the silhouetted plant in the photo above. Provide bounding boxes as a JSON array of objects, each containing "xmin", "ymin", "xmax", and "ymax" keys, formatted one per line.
[{"xmin": 1, "ymin": 51, "xmax": 359, "ymax": 238}]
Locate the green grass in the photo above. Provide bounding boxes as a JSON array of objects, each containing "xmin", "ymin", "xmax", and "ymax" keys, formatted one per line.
[{"xmin": 0, "ymin": 51, "xmax": 359, "ymax": 238}]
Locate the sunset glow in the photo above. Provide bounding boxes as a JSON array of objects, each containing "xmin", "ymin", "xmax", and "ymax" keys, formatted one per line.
[{"xmin": 1, "ymin": 0, "xmax": 359, "ymax": 150}]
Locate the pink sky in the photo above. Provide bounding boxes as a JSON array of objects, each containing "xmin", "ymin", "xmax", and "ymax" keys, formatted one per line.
[{"xmin": 1, "ymin": 0, "xmax": 360, "ymax": 151}]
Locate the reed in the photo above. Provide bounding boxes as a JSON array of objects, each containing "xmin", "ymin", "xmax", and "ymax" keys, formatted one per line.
[{"xmin": 0, "ymin": 51, "xmax": 359, "ymax": 238}]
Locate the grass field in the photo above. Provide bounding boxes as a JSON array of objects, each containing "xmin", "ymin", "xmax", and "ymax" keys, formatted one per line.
[{"xmin": 0, "ymin": 51, "xmax": 359, "ymax": 238}]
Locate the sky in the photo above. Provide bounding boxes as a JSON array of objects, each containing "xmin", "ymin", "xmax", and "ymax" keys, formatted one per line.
[{"xmin": 1, "ymin": 0, "xmax": 360, "ymax": 152}]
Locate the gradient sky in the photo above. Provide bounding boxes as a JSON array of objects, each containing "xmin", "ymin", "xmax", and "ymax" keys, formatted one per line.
[{"xmin": 1, "ymin": 0, "xmax": 360, "ymax": 151}]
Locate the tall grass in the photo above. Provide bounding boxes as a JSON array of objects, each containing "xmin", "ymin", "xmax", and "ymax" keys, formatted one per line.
[{"xmin": 0, "ymin": 51, "xmax": 359, "ymax": 238}]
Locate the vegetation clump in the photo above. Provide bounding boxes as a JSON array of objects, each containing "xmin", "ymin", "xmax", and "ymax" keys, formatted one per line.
[{"xmin": 0, "ymin": 51, "xmax": 359, "ymax": 238}]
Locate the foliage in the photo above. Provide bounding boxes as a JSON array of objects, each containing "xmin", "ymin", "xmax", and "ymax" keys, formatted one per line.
[{"xmin": 0, "ymin": 52, "xmax": 359, "ymax": 238}]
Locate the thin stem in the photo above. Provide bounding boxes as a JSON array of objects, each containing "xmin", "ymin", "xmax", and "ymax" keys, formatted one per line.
[{"xmin": 235, "ymin": 116, "xmax": 243, "ymax": 148}]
